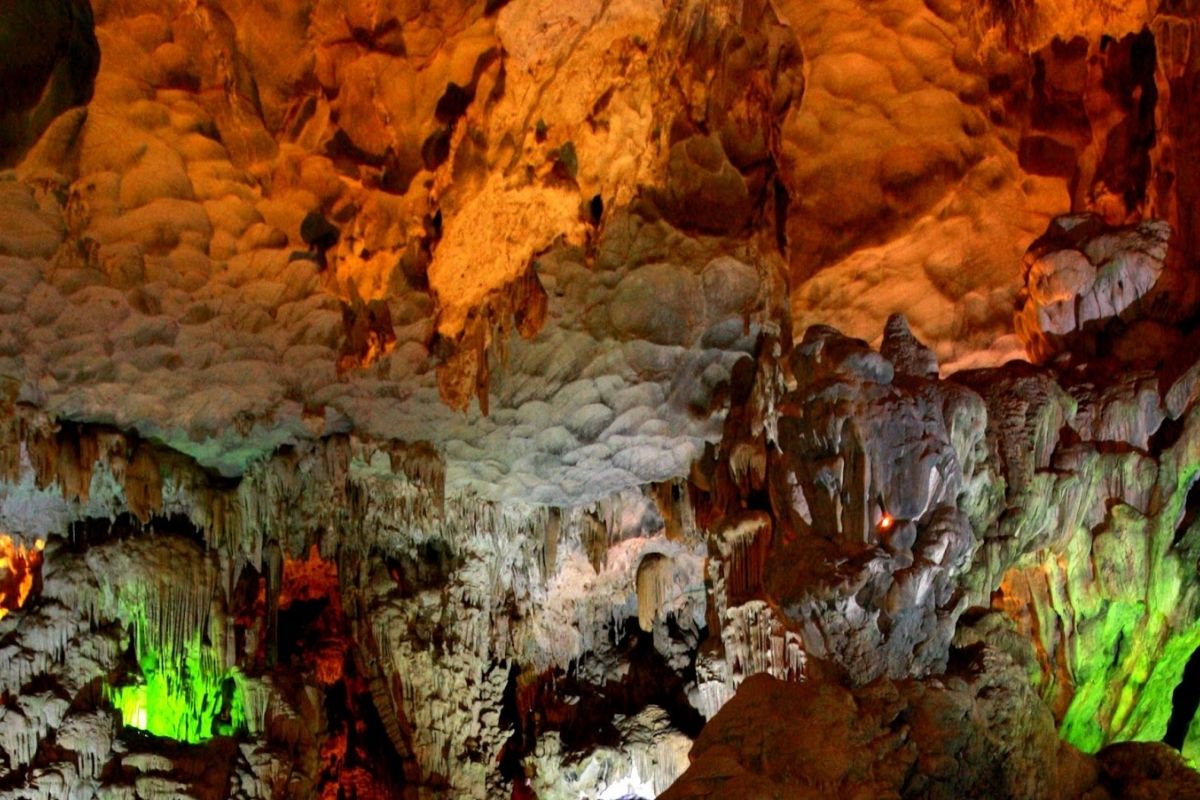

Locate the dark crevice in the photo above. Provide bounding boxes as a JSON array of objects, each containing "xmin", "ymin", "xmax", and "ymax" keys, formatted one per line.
[
  {"xmin": 322, "ymin": 678, "xmax": 410, "ymax": 796},
  {"xmin": 300, "ymin": 210, "xmax": 340, "ymax": 264},
  {"xmin": 1174, "ymin": 476, "xmax": 1200, "ymax": 547},
  {"xmin": 435, "ymin": 82, "xmax": 474, "ymax": 125},
  {"xmin": 66, "ymin": 512, "xmax": 205, "ymax": 552},
  {"xmin": 496, "ymin": 662, "xmax": 525, "ymax": 783},
  {"xmin": 1149, "ymin": 415, "xmax": 1185, "ymax": 456},
  {"xmin": 421, "ymin": 127, "xmax": 452, "ymax": 170},
  {"xmin": 277, "ymin": 597, "xmax": 330, "ymax": 667},
  {"xmin": 1164, "ymin": 643, "xmax": 1200, "ymax": 750},
  {"xmin": 495, "ymin": 618, "xmax": 708, "ymax": 790},
  {"xmin": 325, "ymin": 128, "xmax": 386, "ymax": 168},
  {"xmin": 589, "ymin": 193, "xmax": 604, "ymax": 224},
  {"xmin": 0, "ymin": 0, "xmax": 100, "ymax": 166},
  {"xmin": 1094, "ymin": 29, "xmax": 1158, "ymax": 214},
  {"xmin": 560, "ymin": 618, "xmax": 707, "ymax": 748},
  {"xmin": 386, "ymin": 537, "xmax": 462, "ymax": 597},
  {"xmin": 349, "ymin": 18, "xmax": 404, "ymax": 56},
  {"xmin": 774, "ymin": 176, "xmax": 790, "ymax": 254}
]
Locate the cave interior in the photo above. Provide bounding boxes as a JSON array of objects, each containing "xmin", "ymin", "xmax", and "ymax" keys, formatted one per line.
[{"xmin": 3, "ymin": 0, "xmax": 1200, "ymax": 798}]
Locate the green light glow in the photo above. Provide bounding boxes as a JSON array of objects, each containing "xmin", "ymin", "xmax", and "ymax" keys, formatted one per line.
[
  {"xmin": 1059, "ymin": 600, "xmax": 1145, "ymax": 752},
  {"xmin": 1184, "ymin": 708, "xmax": 1200, "ymax": 768},
  {"xmin": 1053, "ymin": 459, "xmax": 1200, "ymax": 758},
  {"xmin": 104, "ymin": 608, "xmax": 247, "ymax": 743},
  {"xmin": 1056, "ymin": 600, "xmax": 1200, "ymax": 757}
]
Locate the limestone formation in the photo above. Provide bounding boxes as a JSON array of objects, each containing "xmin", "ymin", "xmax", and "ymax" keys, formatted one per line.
[
  {"xmin": 1016, "ymin": 214, "xmax": 1172, "ymax": 362},
  {"xmin": 1, "ymin": 0, "xmax": 1200, "ymax": 798}
]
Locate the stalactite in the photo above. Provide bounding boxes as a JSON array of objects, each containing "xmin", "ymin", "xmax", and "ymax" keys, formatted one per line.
[
  {"xmin": 636, "ymin": 553, "xmax": 674, "ymax": 633},
  {"xmin": 650, "ymin": 479, "xmax": 697, "ymax": 542},
  {"xmin": 0, "ymin": 237, "xmax": 1195, "ymax": 798},
  {"xmin": 721, "ymin": 600, "xmax": 806, "ymax": 686},
  {"xmin": 581, "ymin": 511, "xmax": 608, "ymax": 573},
  {"xmin": 386, "ymin": 441, "xmax": 445, "ymax": 513},
  {"xmin": 713, "ymin": 513, "xmax": 772, "ymax": 602},
  {"xmin": 542, "ymin": 507, "xmax": 560, "ymax": 582},
  {"xmin": 264, "ymin": 540, "xmax": 282, "ymax": 668},
  {"xmin": 435, "ymin": 261, "xmax": 549, "ymax": 413},
  {"xmin": 120, "ymin": 443, "xmax": 163, "ymax": 523},
  {"xmin": 57, "ymin": 711, "xmax": 115, "ymax": 780}
]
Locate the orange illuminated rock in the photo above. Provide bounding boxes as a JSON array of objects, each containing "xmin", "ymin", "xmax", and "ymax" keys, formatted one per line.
[
  {"xmin": 280, "ymin": 545, "xmax": 345, "ymax": 685},
  {"xmin": 0, "ymin": 535, "xmax": 44, "ymax": 620}
]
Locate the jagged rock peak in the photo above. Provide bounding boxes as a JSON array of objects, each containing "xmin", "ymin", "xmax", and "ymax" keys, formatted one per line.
[{"xmin": 881, "ymin": 312, "xmax": 940, "ymax": 379}]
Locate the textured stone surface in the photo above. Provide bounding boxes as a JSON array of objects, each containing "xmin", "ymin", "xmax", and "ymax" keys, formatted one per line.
[
  {"xmin": 662, "ymin": 639, "xmax": 1069, "ymax": 800},
  {"xmin": 0, "ymin": 305, "xmax": 1197, "ymax": 796},
  {"xmin": 0, "ymin": 0, "xmax": 797, "ymax": 509},
  {"xmin": 765, "ymin": 322, "xmax": 979, "ymax": 683},
  {"xmin": 663, "ymin": 635, "xmax": 1200, "ymax": 800},
  {"xmin": 1, "ymin": 0, "xmax": 1200, "ymax": 797},
  {"xmin": 1016, "ymin": 214, "xmax": 1172, "ymax": 362}
]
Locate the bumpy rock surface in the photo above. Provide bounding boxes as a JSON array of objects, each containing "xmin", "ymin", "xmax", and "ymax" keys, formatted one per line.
[
  {"xmin": 766, "ymin": 323, "xmax": 980, "ymax": 683},
  {"xmin": 0, "ymin": 305, "xmax": 1198, "ymax": 796},
  {"xmin": 663, "ymin": 636, "xmax": 1200, "ymax": 800},
  {"xmin": 0, "ymin": 0, "xmax": 796, "ymax": 507}
]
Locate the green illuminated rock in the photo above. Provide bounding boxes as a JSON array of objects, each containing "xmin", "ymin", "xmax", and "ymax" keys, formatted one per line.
[
  {"xmin": 107, "ymin": 634, "xmax": 246, "ymax": 743},
  {"xmin": 98, "ymin": 569, "xmax": 249, "ymax": 744}
]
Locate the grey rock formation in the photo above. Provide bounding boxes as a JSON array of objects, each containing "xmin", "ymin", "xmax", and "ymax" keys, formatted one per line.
[
  {"xmin": 0, "ymin": 0, "xmax": 1198, "ymax": 792},
  {"xmin": 1015, "ymin": 214, "xmax": 1171, "ymax": 363},
  {"xmin": 767, "ymin": 323, "xmax": 981, "ymax": 683}
]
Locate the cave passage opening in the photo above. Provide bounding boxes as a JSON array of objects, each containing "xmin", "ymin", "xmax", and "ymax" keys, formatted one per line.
[
  {"xmin": 1165, "ymin": 642, "xmax": 1200, "ymax": 753},
  {"xmin": 1174, "ymin": 474, "xmax": 1200, "ymax": 547}
]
